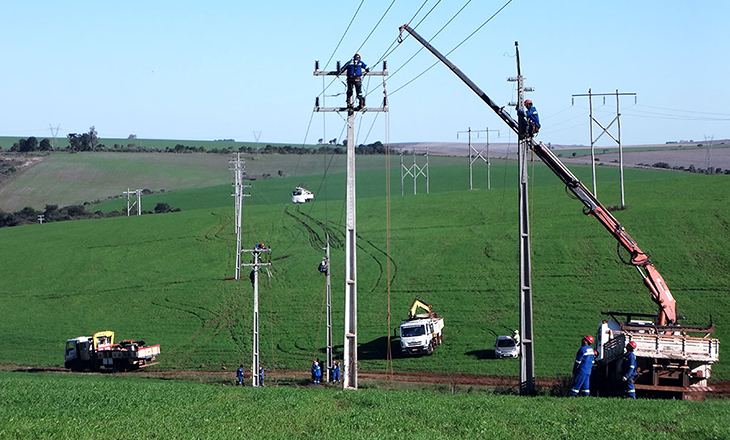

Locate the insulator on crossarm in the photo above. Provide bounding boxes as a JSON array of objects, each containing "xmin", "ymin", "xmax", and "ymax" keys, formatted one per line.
[
  {"xmin": 383, "ymin": 61, "xmax": 387, "ymax": 70},
  {"xmin": 315, "ymin": 60, "xmax": 319, "ymax": 71},
  {"xmin": 336, "ymin": 61, "xmax": 341, "ymax": 72},
  {"xmin": 315, "ymin": 97, "xmax": 320, "ymax": 107}
]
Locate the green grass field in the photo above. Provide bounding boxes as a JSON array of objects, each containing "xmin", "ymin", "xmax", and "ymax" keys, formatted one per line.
[
  {"xmin": 1, "ymin": 371, "xmax": 729, "ymax": 440},
  {"xmin": 0, "ymin": 156, "xmax": 727, "ymax": 381}
]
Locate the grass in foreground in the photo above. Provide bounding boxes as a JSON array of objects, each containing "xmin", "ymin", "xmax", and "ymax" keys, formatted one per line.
[{"xmin": 1, "ymin": 372, "xmax": 728, "ymax": 440}]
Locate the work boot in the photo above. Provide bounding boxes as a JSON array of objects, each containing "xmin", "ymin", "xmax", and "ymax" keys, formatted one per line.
[{"xmin": 358, "ymin": 96, "xmax": 365, "ymax": 109}]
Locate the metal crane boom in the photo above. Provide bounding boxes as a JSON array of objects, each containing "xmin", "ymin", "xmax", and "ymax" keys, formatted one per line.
[{"xmin": 398, "ymin": 24, "xmax": 677, "ymax": 325}]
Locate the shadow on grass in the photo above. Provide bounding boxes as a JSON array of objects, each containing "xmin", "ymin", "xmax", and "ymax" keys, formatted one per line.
[
  {"xmin": 465, "ymin": 349, "xmax": 496, "ymax": 360},
  {"xmin": 358, "ymin": 336, "xmax": 407, "ymax": 360}
]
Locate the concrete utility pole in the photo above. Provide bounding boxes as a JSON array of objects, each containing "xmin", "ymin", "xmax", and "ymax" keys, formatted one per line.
[
  {"xmin": 37, "ymin": 214, "xmax": 44, "ymax": 224},
  {"xmin": 572, "ymin": 90, "xmax": 636, "ymax": 207},
  {"xmin": 314, "ymin": 59, "xmax": 388, "ymax": 390},
  {"xmin": 123, "ymin": 188, "xmax": 143, "ymax": 216},
  {"xmin": 242, "ymin": 244, "xmax": 271, "ymax": 387},
  {"xmin": 458, "ymin": 127, "xmax": 500, "ymax": 190},
  {"xmin": 510, "ymin": 42, "xmax": 536, "ymax": 395},
  {"xmin": 230, "ymin": 153, "xmax": 251, "ymax": 279}
]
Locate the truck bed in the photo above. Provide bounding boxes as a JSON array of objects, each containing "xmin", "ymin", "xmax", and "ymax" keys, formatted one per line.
[{"xmin": 631, "ymin": 333, "xmax": 719, "ymax": 362}]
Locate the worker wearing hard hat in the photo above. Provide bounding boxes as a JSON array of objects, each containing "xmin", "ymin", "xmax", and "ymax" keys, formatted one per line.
[
  {"xmin": 517, "ymin": 99, "xmax": 541, "ymax": 137},
  {"xmin": 622, "ymin": 341, "xmax": 638, "ymax": 399},
  {"xmin": 570, "ymin": 335, "xmax": 595, "ymax": 397},
  {"xmin": 339, "ymin": 53, "xmax": 370, "ymax": 110}
]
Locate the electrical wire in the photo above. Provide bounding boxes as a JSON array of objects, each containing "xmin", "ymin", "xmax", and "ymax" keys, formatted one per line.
[
  {"xmin": 388, "ymin": 0, "xmax": 514, "ymax": 97},
  {"xmin": 356, "ymin": 0, "xmax": 398, "ymax": 56}
]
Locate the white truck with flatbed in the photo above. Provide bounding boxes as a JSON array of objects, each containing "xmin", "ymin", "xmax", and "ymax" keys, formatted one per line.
[
  {"xmin": 65, "ymin": 330, "xmax": 161, "ymax": 371},
  {"xmin": 399, "ymin": 299, "xmax": 444, "ymax": 356}
]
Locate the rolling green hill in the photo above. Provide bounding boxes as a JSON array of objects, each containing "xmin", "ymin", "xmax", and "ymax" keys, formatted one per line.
[{"xmin": 0, "ymin": 158, "xmax": 727, "ymax": 382}]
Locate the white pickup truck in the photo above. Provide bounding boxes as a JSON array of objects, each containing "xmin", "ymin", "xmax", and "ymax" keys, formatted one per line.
[{"xmin": 399, "ymin": 299, "xmax": 444, "ymax": 356}]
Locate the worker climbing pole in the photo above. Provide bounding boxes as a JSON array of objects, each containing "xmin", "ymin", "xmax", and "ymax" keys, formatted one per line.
[{"xmin": 313, "ymin": 57, "xmax": 388, "ymax": 390}]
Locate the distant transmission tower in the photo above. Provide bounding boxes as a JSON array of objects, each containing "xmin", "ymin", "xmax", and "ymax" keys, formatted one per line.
[
  {"xmin": 48, "ymin": 124, "xmax": 61, "ymax": 150},
  {"xmin": 704, "ymin": 135, "xmax": 715, "ymax": 174},
  {"xmin": 252, "ymin": 130, "xmax": 262, "ymax": 143},
  {"xmin": 457, "ymin": 127, "xmax": 500, "ymax": 190},
  {"xmin": 571, "ymin": 89, "xmax": 637, "ymax": 208},
  {"xmin": 123, "ymin": 188, "xmax": 142, "ymax": 216},
  {"xmin": 399, "ymin": 148, "xmax": 429, "ymax": 195}
]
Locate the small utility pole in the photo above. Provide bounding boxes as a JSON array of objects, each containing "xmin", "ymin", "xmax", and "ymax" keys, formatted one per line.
[
  {"xmin": 37, "ymin": 214, "xmax": 45, "ymax": 224},
  {"xmin": 458, "ymin": 127, "xmax": 500, "ymax": 190},
  {"xmin": 242, "ymin": 244, "xmax": 271, "ymax": 387},
  {"xmin": 572, "ymin": 89, "xmax": 636, "ymax": 207},
  {"xmin": 320, "ymin": 234, "xmax": 333, "ymax": 382},
  {"xmin": 314, "ymin": 58, "xmax": 388, "ymax": 390}
]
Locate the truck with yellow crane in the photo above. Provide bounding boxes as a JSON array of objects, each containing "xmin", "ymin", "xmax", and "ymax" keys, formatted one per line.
[
  {"xmin": 398, "ymin": 299, "xmax": 444, "ymax": 356},
  {"xmin": 64, "ymin": 330, "xmax": 161, "ymax": 371}
]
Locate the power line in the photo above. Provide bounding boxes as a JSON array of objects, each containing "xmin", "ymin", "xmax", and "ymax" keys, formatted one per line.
[
  {"xmin": 356, "ymin": 0, "xmax": 398, "ymax": 55},
  {"xmin": 389, "ymin": 0, "xmax": 513, "ymax": 96},
  {"xmin": 372, "ymin": 0, "xmax": 441, "ymax": 66},
  {"xmin": 323, "ymin": 0, "xmax": 365, "ymax": 71}
]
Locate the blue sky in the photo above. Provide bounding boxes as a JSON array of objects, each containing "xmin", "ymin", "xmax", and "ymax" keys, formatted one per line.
[{"xmin": 2, "ymin": 1, "xmax": 728, "ymax": 146}]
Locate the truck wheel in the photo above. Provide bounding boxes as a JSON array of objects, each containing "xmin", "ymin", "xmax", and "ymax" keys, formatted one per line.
[{"xmin": 427, "ymin": 342, "xmax": 434, "ymax": 355}]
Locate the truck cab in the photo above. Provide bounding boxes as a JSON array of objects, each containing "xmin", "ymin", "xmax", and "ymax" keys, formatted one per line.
[
  {"xmin": 400, "ymin": 319, "xmax": 435, "ymax": 355},
  {"xmin": 64, "ymin": 336, "xmax": 93, "ymax": 369}
]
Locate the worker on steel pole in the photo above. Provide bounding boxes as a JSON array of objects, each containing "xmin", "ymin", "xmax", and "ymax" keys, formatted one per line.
[
  {"xmin": 622, "ymin": 341, "xmax": 638, "ymax": 399},
  {"xmin": 340, "ymin": 53, "xmax": 369, "ymax": 110},
  {"xmin": 517, "ymin": 99, "xmax": 541, "ymax": 137},
  {"xmin": 570, "ymin": 335, "xmax": 595, "ymax": 397}
]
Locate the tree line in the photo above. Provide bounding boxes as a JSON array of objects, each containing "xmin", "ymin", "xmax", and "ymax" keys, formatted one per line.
[
  {"xmin": 4, "ymin": 127, "xmax": 391, "ymax": 155},
  {"xmin": 0, "ymin": 202, "xmax": 180, "ymax": 229}
]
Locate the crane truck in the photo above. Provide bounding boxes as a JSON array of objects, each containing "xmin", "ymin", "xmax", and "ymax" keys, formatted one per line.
[
  {"xmin": 398, "ymin": 24, "xmax": 720, "ymax": 399},
  {"xmin": 64, "ymin": 330, "xmax": 161, "ymax": 371},
  {"xmin": 398, "ymin": 299, "xmax": 444, "ymax": 356}
]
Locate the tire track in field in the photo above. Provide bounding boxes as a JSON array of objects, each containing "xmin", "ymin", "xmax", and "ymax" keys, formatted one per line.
[
  {"xmin": 198, "ymin": 212, "xmax": 232, "ymax": 243},
  {"xmin": 285, "ymin": 207, "xmax": 383, "ymax": 291},
  {"xmin": 283, "ymin": 206, "xmax": 325, "ymax": 249}
]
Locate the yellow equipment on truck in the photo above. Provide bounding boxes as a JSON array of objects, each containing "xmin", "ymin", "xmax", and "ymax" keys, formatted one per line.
[
  {"xmin": 398, "ymin": 299, "xmax": 444, "ymax": 356},
  {"xmin": 64, "ymin": 330, "xmax": 160, "ymax": 371}
]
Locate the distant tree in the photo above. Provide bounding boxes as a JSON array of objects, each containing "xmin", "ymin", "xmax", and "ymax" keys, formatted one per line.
[
  {"xmin": 38, "ymin": 138, "xmax": 53, "ymax": 151},
  {"xmin": 89, "ymin": 126, "xmax": 99, "ymax": 150},
  {"xmin": 128, "ymin": 134, "xmax": 137, "ymax": 139},
  {"xmin": 67, "ymin": 133, "xmax": 91, "ymax": 151},
  {"xmin": 154, "ymin": 203, "xmax": 172, "ymax": 213}
]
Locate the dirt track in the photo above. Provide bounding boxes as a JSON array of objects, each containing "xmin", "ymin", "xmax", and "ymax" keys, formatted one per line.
[{"xmin": 5, "ymin": 364, "xmax": 729, "ymax": 398}]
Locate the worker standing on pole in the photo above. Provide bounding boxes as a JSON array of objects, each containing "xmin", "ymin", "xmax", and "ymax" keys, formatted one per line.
[
  {"xmin": 622, "ymin": 341, "xmax": 638, "ymax": 399},
  {"xmin": 517, "ymin": 99, "xmax": 540, "ymax": 137},
  {"xmin": 570, "ymin": 335, "xmax": 595, "ymax": 397},
  {"xmin": 340, "ymin": 53, "xmax": 369, "ymax": 110}
]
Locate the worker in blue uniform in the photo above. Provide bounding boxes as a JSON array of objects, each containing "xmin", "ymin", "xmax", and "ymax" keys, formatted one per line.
[
  {"xmin": 622, "ymin": 341, "xmax": 638, "ymax": 399},
  {"xmin": 259, "ymin": 366, "xmax": 266, "ymax": 386},
  {"xmin": 570, "ymin": 335, "xmax": 595, "ymax": 396},
  {"xmin": 340, "ymin": 53, "xmax": 369, "ymax": 110},
  {"xmin": 236, "ymin": 364, "xmax": 245, "ymax": 386},
  {"xmin": 517, "ymin": 99, "xmax": 541, "ymax": 137}
]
